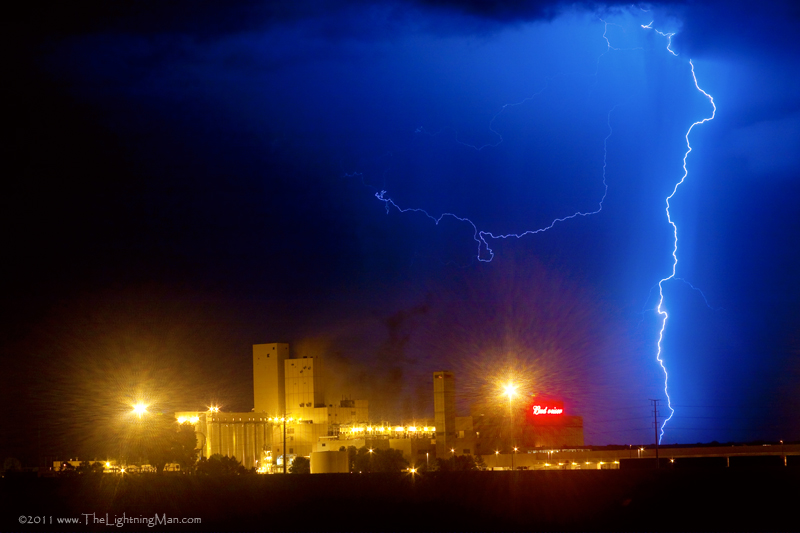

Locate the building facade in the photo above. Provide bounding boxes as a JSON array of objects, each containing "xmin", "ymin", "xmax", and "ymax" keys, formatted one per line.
[{"xmin": 176, "ymin": 345, "xmax": 585, "ymax": 471}]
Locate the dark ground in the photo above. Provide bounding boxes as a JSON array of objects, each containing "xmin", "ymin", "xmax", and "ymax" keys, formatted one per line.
[{"xmin": 2, "ymin": 469, "xmax": 798, "ymax": 532}]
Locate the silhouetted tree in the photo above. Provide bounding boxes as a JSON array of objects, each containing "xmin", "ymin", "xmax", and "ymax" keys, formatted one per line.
[
  {"xmin": 76, "ymin": 460, "xmax": 104, "ymax": 475},
  {"xmin": 347, "ymin": 446, "xmax": 358, "ymax": 472},
  {"xmin": 173, "ymin": 423, "xmax": 199, "ymax": 472},
  {"xmin": 452, "ymin": 454, "xmax": 477, "ymax": 471},
  {"xmin": 433, "ymin": 455, "xmax": 477, "ymax": 472},
  {"xmin": 137, "ymin": 417, "xmax": 198, "ymax": 473},
  {"xmin": 373, "ymin": 448, "xmax": 408, "ymax": 473},
  {"xmin": 196, "ymin": 454, "xmax": 246, "ymax": 476},
  {"xmin": 290, "ymin": 456, "xmax": 310, "ymax": 474},
  {"xmin": 353, "ymin": 447, "xmax": 373, "ymax": 473},
  {"xmin": 58, "ymin": 462, "xmax": 77, "ymax": 477}
]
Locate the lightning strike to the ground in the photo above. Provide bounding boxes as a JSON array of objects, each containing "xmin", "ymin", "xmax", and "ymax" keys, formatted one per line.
[{"xmin": 654, "ymin": 59, "xmax": 716, "ymax": 442}]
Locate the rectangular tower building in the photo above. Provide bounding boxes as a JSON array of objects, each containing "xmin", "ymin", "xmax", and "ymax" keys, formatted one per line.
[
  {"xmin": 433, "ymin": 371, "xmax": 455, "ymax": 457},
  {"xmin": 284, "ymin": 355, "xmax": 325, "ymax": 421},
  {"xmin": 253, "ymin": 343, "xmax": 289, "ymax": 416}
]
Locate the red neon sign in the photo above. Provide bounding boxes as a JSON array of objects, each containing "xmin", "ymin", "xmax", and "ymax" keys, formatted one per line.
[{"xmin": 532, "ymin": 404, "xmax": 563, "ymax": 416}]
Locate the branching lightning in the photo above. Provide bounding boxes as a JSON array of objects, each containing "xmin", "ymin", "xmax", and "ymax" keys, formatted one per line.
[
  {"xmin": 366, "ymin": 20, "xmax": 657, "ymax": 263},
  {"xmin": 642, "ymin": 21, "xmax": 677, "ymax": 56},
  {"xmin": 361, "ymin": 13, "xmax": 719, "ymax": 445},
  {"xmin": 654, "ymin": 59, "xmax": 716, "ymax": 442},
  {"xmin": 375, "ymin": 105, "xmax": 615, "ymax": 262}
]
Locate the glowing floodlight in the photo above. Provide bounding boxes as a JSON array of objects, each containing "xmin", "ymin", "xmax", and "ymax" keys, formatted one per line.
[{"xmin": 503, "ymin": 383, "xmax": 518, "ymax": 398}]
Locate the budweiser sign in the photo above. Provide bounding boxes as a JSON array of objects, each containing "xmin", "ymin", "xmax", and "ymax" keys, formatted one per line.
[{"xmin": 532, "ymin": 405, "xmax": 563, "ymax": 415}]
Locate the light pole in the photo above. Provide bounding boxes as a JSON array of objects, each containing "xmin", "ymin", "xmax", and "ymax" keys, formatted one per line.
[
  {"xmin": 126, "ymin": 403, "xmax": 149, "ymax": 470},
  {"xmin": 283, "ymin": 415, "xmax": 287, "ymax": 474},
  {"xmin": 503, "ymin": 383, "xmax": 517, "ymax": 461},
  {"xmin": 513, "ymin": 447, "xmax": 518, "ymax": 471}
]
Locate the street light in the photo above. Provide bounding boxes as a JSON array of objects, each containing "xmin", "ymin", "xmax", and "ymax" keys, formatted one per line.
[
  {"xmin": 132, "ymin": 403, "xmax": 148, "ymax": 417},
  {"xmin": 513, "ymin": 447, "xmax": 518, "ymax": 471}
]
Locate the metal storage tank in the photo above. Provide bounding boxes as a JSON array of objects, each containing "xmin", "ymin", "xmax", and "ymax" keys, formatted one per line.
[{"xmin": 310, "ymin": 450, "xmax": 348, "ymax": 473}]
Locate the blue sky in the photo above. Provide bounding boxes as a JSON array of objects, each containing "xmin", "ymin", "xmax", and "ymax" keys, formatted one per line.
[{"xmin": 5, "ymin": 0, "xmax": 799, "ymax": 460}]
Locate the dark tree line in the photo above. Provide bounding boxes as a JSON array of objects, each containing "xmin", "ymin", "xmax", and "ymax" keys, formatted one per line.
[
  {"xmin": 342, "ymin": 446, "xmax": 409, "ymax": 473},
  {"xmin": 122, "ymin": 416, "xmax": 198, "ymax": 473},
  {"xmin": 196, "ymin": 454, "xmax": 249, "ymax": 475},
  {"xmin": 419, "ymin": 454, "xmax": 479, "ymax": 472}
]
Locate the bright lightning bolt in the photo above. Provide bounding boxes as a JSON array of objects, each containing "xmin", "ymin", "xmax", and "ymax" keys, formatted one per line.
[
  {"xmin": 362, "ymin": 14, "xmax": 718, "ymax": 447},
  {"xmin": 654, "ymin": 59, "xmax": 716, "ymax": 442}
]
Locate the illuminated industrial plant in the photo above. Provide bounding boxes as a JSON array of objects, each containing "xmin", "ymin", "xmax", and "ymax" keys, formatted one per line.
[{"xmin": 170, "ymin": 343, "xmax": 585, "ymax": 473}]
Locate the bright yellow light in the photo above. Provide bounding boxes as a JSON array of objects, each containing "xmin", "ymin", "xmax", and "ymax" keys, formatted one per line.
[
  {"xmin": 495, "ymin": 451, "xmax": 499, "ymax": 455},
  {"xmin": 177, "ymin": 416, "xmax": 187, "ymax": 424},
  {"xmin": 120, "ymin": 468, "xmax": 126, "ymax": 474},
  {"xmin": 395, "ymin": 426, "xmax": 404, "ymax": 432},
  {"xmin": 190, "ymin": 416, "xmax": 199, "ymax": 424},
  {"xmin": 503, "ymin": 383, "xmax": 518, "ymax": 398},
  {"xmin": 105, "ymin": 462, "xmax": 111, "ymax": 468},
  {"xmin": 513, "ymin": 447, "xmax": 518, "ymax": 452},
  {"xmin": 408, "ymin": 426, "xmax": 417, "ymax": 432},
  {"xmin": 368, "ymin": 449, "xmax": 373, "ymax": 453},
  {"xmin": 410, "ymin": 468, "xmax": 417, "ymax": 474},
  {"xmin": 132, "ymin": 403, "xmax": 148, "ymax": 416}
]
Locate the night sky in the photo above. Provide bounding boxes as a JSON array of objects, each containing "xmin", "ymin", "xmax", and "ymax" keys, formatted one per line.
[{"xmin": 6, "ymin": 0, "xmax": 799, "ymax": 463}]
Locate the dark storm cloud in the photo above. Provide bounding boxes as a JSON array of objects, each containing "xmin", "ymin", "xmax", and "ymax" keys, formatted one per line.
[
  {"xmin": 412, "ymin": 0, "xmax": 800, "ymax": 64},
  {"xmin": 20, "ymin": 1, "xmax": 306, "ymax": 41},
  {"xmin": 23, "ymin": 0, "xmax": 799, "ymax": 54}
]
